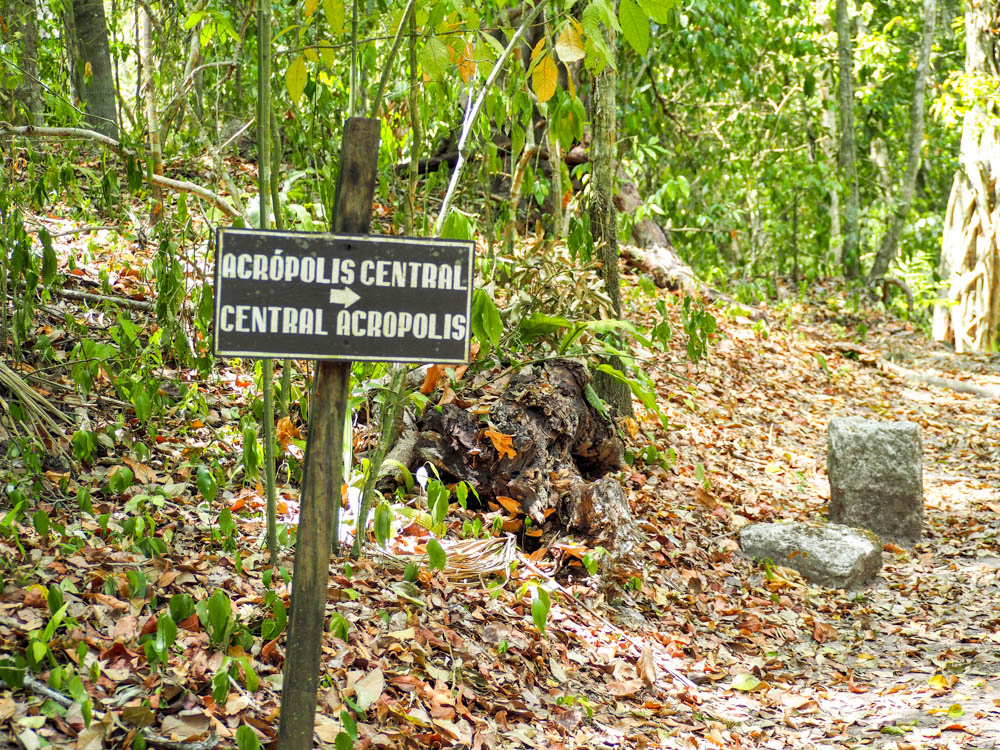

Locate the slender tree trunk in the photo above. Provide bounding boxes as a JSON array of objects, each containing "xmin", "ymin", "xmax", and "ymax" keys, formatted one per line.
[
  {"xmin": 589, "ymin": 23, "xmax": 633, "ymax": 418},
  {"xmin": 868, "ymin": 0, "xmax": 936, "ymax": 282},
  {"xmin": 11, "ymin": 0, "xmax": 44, "ymax": 124},
  {"xmin": 141, "ymin": 5, "xmax": 163, "ymax": 223},
  {"xmin": 68, "ymin": 0, "xmax": 119, "ymax": 139},
  {"xmin": 932, "ymin": 0, "xmax": 1000, "ymax": 352},
  {"xmin": 836, "ymin": 0, "xmax": 860, "ymax": 278}
]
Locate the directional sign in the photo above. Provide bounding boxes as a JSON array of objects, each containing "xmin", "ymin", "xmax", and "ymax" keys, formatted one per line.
[{"xmin": 213, "ymin": 229, "xmax": 474, "ymax": 363}]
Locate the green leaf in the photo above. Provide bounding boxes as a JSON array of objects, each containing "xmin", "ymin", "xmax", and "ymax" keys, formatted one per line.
[
  {"xmin": 732, "ymin": 673, "xmax": 761, "ymax": 691},
  {"xmin": 323, "ymin": 0, "xmax": 345, "ymax": 33},
  {"xmin": 427, "ymin": 538, "xmax": 446, "ymax": 571},
  {"xmin": 419, "ymin": 36, "xmax": 451, "ymax": 81},
  {"xmin": 471, "ymin": 289, "xmax": 502, "ymax": 351},
  {"xmin": 374, "ymin": 500, "xmax": 393, "ymax": 548},
  {"xmin": 39, "ymin": 228, "xmax": 56, "ymax": 285},
  {"xmin": 196, "ymin": 466, "xmax": 218, "ymax": 503},
  {"xmin": 403, "ymin": 563, "xmax": 419, "ymax": 582},
  {"xmin": 0, "ymin": 656, "xmax": 26, "ymax": 688},
  {"xmin": 947, "ymin": 703, "xmax": 965, "ymax": 718},
  {"xmin": 47, "ymin": 585, "xmax": 64, "ymax": 616},
  {"xmin": 440, "ymin": 209, "xmax": 473, "ymax": 241},
  {"xmin": 330, "ymin": 612, "xmax": 350, "ymax": 640},
  {"xmin": 286, "ymin": 55, "xmax": 308, "ymax": 103},
  {"xmin": 637, "ymin": 0, "xmax": 676, "ymax": 24},
  {"xmin": 169, "ymin": 593, "xmax": 195, "ymax": 623},
  {"xmin": 619, "ymin": 0, "xmax": 649, "ymax": 56},
  {"xmin": 531, "ymin": 587, "xmax": 551, "ymax": 634},
  {"xmin": 183, "ymin": 10, "xmax": 207, "ymax": 30},
  {"xmin": 335, "ymin": 731, "xmax": 353, "ymax": 750},
  {"xmin": 341, "ymin": 709, "xmax": 358, "ymax": 739},
  {"xmin": 33, "ymin": 509, "xmax": 49, "ymax": 537},
  {"xmin": 236, "ymin": 725, "xmax": 262, "ymax": 750}
]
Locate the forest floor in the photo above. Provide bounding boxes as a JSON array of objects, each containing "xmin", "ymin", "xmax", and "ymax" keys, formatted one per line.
[{"xmin": 2, "ymin": 210, "xmax": 1000, "ymax": 750}]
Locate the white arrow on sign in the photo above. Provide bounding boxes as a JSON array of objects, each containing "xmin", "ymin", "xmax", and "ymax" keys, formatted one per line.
[{"xmin": 329, "ymin": 287, "xmax": 361, "ymax": 308}]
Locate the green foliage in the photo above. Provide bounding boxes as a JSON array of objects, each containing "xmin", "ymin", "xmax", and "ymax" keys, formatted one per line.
[{"xmin": 680, "ymin": 297, "xmax": 717, "ymax": 363}]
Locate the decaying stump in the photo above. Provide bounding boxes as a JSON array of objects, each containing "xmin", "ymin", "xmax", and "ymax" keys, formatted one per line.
[{"xmin": 411, "ymin": 359, "xmax": 637, "ymax": 556}]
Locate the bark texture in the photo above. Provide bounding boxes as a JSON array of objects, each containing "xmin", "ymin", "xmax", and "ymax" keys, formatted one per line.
[
  {"xmin": 69, "ymin": 0, "xmax": 119, "ymax": 139},
  {"xmin": 868, "ymin": 0, "xmax": 936, "ymax": 281},
  {"xmin": 836, "ymin": 0, "xmax": 861, "ymax": 277},
  {"xmin": 410, "ymin": 360, "xmax": 636, "ymax": 556},
  {"xmin": 588, "ymin": 22, "xmax": 633, "ymax": 417},
  {"xmin": 932, "ymin": 0, "xmax": 1000, "ymax": 352},
  {"xmin": 4, "ymin": 0, "xmax": 44, "ymax": 124}
]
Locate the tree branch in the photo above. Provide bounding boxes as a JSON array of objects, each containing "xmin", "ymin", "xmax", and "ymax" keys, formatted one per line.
[{"xmin": 0, "ymin": 122, "xmax": 241, "ymax": 219}]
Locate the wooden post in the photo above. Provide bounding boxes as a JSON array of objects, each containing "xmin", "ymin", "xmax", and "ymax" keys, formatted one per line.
[{"xmin": 277, "ymin": 117, "xmax": 381, "ymax": 750}]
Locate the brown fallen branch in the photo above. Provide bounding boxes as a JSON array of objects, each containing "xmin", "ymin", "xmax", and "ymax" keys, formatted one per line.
[
  {"xmin": 878, "ymin": 359, "xmax": 1000, "ymax": 399},
  {"xmin": 0, "ymin": 122, "xmax": 241, "ymax": 219},
  {"xmin": 54, "ymin": 286, "xmax": 156, "ymax": 312},
  {"xmin": 829, "ymin": 341, "xmax": 1000, "ymax": 399},
  {"xmin": 621, "ymin": 243, "xmax": 769, "ymax": 321}
]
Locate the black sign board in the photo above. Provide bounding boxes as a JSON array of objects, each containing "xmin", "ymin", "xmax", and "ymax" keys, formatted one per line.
[{"xmin": 214, "ymin": 229, "xmax": 474, "ymax": 363}]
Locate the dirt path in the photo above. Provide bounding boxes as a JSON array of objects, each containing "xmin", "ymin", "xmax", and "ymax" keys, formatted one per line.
[{"xmin": 641, "ymin": 296, "xmax": 1000, "ymax": 748}]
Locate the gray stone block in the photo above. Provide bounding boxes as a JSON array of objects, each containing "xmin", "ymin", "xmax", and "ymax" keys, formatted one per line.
[
  {"xmin": 739, "ymin": 521, "xmax": 883, "ymax": 588},
  {"xmin": 827, "ymin": 417, "xmax": 923, "ymax": 544}
]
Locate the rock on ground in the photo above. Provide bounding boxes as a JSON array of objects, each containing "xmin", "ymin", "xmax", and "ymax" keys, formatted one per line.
[
  {"xmin": 827, "ymin": 416, "xmax": 923, "ymax": 544},
  {"xmin": 739, "ymin": 521, "xmax": 883, "ymax": 588}
]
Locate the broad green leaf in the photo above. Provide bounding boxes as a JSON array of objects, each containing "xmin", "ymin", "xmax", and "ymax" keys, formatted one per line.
[
  {"xmin": 329, "ymin": 612, "xmax": 350, "ymax": 640},
  {"xmin": 637, "ymin": 0, "xmax": 675, "ymax": 24},
  {"xmin": 340, "ymin": 710, "xmax": 358, "ymax": 739},
  {"xmin": 532, "ymin": 53, "xmax": 558, "ymax": 103},
  {"xmin": 324, "ymin": 0, "xmax": 345, "ymax": 34},
  {"xmin": 619, "ymin": 0, "xmax": 649, "ymax": 57},
  {"xmin": 419, "ymin": 36, "xmax": 451, "ymax": 81},
  {"xmin": 732, "ymin": 673, "xmax": 762, "ymax": 691},
  {"xmin": 236, "ymin": 726, "xmax": 262, "ymax": 750},
  {"xmin": 947, "ymin": 703, "xmax": 965, "ymax": 718},
  {"xmin": 183, "ymin": 10, "xmax": 207, "ymax": 30},
  {"xmin": 334, "ymin": 732, "xmax": 352, "ymax": 750},
  {"xmin": 374, "ymin": 500, "xmax": 392, "ymax": 548},
  {"xmin": 40, "ymin": 228, "xmax": 56, "ymax": 285},
  {"xmin": 587, "ymin": 0, "xmax": 621, "ymax": 32},
  {"xmin": 427, "ymin": 538, "xmax": 446, "ymax": 571},
  {"xmin": 480, "ymin": 29, "xmax": 507, "ymax": 59},
  {"xmin": 531, "ymin": 587, "xmax": 551, "ymax": 633},
  {"xmin": 555, "ymin": 22, "xmax": 586, "ymax": 63},
  {"xmin": 519, "ymin": 313, "xmax": 572, "ymax": 340},
  {"xmin": 285, "ymin": 55, "xmax": 308, "ymax": 102},
  {"xmin": 196, "ymin": 466, "xmax": 217, "ymax": 502},
  {"xmin": 471, "ymin": 289, "xmax": 502, "ymax": 350},
  {"xmin": 441, "ymin": 209, "xmax": 473, "ymax": 240}
]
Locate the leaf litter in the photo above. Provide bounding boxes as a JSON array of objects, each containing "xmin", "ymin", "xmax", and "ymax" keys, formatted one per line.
[{"xmin": 1, "ymin": 223, "xmax": 999, "ymax": 749}]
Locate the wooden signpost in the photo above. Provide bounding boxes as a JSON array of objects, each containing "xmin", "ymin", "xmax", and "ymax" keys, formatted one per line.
[{"xmin": 212, "ymin": 118, "xmax": 473, "ymax": 749}]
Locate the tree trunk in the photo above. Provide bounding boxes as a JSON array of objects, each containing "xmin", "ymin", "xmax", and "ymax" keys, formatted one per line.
[
  {"xmin": 141, "ymin": 6, "xmax": 163, "ymax": 223},
  {"xmin": 868, "ymin": 0, "xmax": 936, "ymax": 282},
  {"xmin": 69, "ymin": 0, "xmax": 119, "ymax": 140},
  {"xmin": 588, "ymin": 21, "xmax": 633, "ymax": 418},
  {"xmin": 8, "ymin": 0, "xmax": 45, "ymax": 124},
  {"xmin": 932, "ymin": 0, "xmax": 1000, "ymax": 353},
  {"xmin": 836, "ymin": 0, "xmax": 861, "ymax": 278}
]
